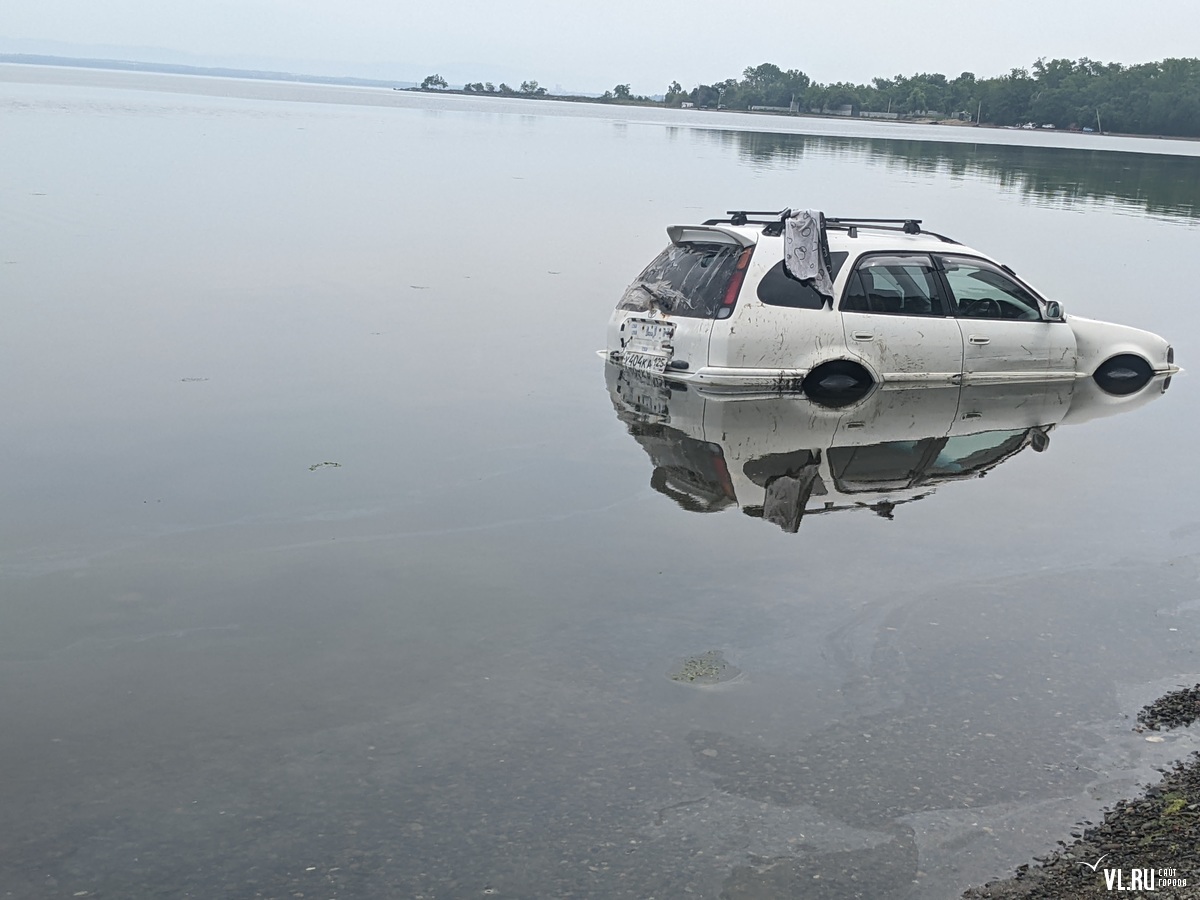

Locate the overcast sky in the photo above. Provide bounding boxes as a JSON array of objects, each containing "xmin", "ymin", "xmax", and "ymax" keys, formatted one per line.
[{"xmin": 4, "ymin": 0, "xmax": 1199, "ymax": 93}]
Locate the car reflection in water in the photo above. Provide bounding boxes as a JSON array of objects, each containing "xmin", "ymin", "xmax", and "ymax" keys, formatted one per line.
[{"xmin": 606, "ymin": 362, "xmax": 1171, "ymax": 532}]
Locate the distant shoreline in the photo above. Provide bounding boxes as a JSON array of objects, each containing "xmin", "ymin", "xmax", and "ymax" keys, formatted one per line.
[
  {"xmin": 0, "ymin": 53, "xmax": 418, "ymax": 91},
  {"xmin": 4, "ymin": 54, "xmax": 1196, "ymax": 145}
]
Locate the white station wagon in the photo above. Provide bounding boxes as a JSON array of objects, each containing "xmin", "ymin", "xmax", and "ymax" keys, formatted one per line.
[{"xmin": 605, "ymin": 211, "xmax": 1179, "ymax": 400}]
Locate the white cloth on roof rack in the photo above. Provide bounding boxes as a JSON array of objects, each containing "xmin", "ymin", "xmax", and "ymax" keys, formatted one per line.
[{"xmin": 783, "ymin": 208, "xmax": 834, "ymax": 299}]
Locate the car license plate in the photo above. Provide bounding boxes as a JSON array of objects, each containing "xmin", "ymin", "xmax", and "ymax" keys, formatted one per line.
[
  {"xmin": 621, "ymin": 318, "xmax": 674, "ymax": 375},
  {"xmin": 622, "ymin": 350, "xmax": 669, "ymax": 374}
]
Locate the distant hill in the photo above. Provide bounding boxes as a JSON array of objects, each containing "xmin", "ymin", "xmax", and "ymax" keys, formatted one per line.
[{"xmin": 0, "ymin": 54, "xmax": 417, "ymax": 89}]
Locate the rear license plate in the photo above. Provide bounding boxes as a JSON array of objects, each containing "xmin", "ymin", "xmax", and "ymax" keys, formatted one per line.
[
  {"xmin": 622, "ymin": 350, "xmax": 669, "ymax": 375},
  {"xmin": 621, "ymin": 318, "xmax": 675, "ymax": 375}
]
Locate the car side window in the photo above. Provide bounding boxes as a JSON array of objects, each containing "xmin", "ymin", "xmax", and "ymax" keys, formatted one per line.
[
  {"xmin": 925, "ymin": 430, "xmax": 1028, "ymax": 477},
  {"xmin": 841, "ymin": 255, "xmax": 947, "ymax": 317},
  {"xmin": 939, "ymin": 256, "xmax": 1042, "ymax": 320},
  {"xmin": 827, "ymin": 439, "xmax": 942, "ymax": 491},
  {"xmin": 757, "ymin": 252, "xmax": 849, "ymax": 309}
]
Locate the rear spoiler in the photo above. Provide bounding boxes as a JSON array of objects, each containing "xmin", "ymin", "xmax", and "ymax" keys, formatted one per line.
[{"xmin": 667, "ymin": 224, "xmax": 756, "ymax": 248}]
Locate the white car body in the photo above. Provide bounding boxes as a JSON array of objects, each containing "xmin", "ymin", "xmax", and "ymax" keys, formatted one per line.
[{"xmin": 604, "ymin": 214, "xmax": 1179, "ymax": 398}]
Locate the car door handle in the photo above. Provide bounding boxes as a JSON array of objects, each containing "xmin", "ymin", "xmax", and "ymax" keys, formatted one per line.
[
  {"xmin": 852, "ymin": 331, "xmax": 874, "ymax": 342},
  {"xmin": 967, "ymin": 335, "xmax": 991, "ymax": 345}
]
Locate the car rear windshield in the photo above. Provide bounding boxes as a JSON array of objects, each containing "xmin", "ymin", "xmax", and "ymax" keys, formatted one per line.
[{"xmin": 618, "ymin": 242, "xmax": 744, "ymax": 319}]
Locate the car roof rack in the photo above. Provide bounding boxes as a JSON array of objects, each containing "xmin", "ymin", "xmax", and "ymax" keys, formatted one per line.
[
  {"xmin": 826, "ymin": 217, "xmax": 923, "ymax": 235},
  {"xmin": 702, "ymin": 210, "xmax": 958, "ymax": 243}
]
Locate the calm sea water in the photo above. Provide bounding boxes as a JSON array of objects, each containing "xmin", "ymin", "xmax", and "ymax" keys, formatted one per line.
[{"xmin": 2, "ymin": 65, "xmax": 1199, "ymax": 899}]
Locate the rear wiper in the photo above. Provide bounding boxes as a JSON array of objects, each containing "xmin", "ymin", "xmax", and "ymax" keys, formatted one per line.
[{"xmin": 637, "ymin": 282, "xmax": 676, "ymax": 313}]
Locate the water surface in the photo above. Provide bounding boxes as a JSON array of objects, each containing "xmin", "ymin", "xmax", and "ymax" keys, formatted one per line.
[{"xmin": 2, "ymin": 65, "xmax": 1198, "ymax": 899}]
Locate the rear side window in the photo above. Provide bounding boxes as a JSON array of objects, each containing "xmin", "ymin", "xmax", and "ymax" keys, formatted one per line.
[
  {"xmin": 841, "ymin": 254, "xmax": 948, "ymax": 316},
  {"xmin": 618, "ymin": 242, "xmax": 747, "ymax": 319},
  {"xmin": 757, "ymin": 252, "xmax": 849, "ymax": 309}
]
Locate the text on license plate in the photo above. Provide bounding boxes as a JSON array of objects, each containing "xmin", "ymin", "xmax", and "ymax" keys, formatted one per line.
[{"xmin": 622, "ymin": 351, "xmax": 669, "ymax": 374}]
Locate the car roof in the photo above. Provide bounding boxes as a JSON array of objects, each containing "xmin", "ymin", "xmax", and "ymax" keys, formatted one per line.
[
  {"xmin": 685, "ymin": 211, "xmax": 998, "ymax": 263},
  {"xmin": 826, "ymin": 228, "xmax": 978, "ymax": 257}
]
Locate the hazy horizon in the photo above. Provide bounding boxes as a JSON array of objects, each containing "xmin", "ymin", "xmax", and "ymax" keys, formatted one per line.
[{"xmin": 4, "ymin": 0, "xmax": 1200, "ymax": 96}]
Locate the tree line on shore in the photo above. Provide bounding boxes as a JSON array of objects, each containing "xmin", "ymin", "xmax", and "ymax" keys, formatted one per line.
[{"xmin": 421, "ymin": 56, "xmax": 1200, "ymax": 137}]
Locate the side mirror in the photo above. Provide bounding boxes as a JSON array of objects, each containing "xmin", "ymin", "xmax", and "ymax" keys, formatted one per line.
[{"xmin": 1044, "ymin": 301, "xmax": 1064, "ymax": 321}]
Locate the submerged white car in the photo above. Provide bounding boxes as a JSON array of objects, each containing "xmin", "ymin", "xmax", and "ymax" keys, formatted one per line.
[{"xmin": 605, "ymin": 211, "xmax": 1179, "ymax": 400}]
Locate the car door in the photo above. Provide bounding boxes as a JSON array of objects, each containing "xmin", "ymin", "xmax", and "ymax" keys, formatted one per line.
[
  {"xmin": 937, "ymin": 255, "xmax": 1077, "ymax": 382},
  {"xmin": 838, "ymin": 254, "xmax": 964, "ymax": 383}
]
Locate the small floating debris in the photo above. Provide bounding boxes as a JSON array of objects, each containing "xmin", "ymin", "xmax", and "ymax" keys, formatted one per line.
[
  {"xmin": 668, "ymin": 650, "xmax": 740, "ymax": 685},
  {"xmin": 409, "ymin": 285, "xmax": 430, "ymax": 290},
  {"xmin": 180, "ymin": 377, "xmax": 209, "ymax": 382},
  {"xmin": 308, "ymin": 461, "xmax": 342, "ymax": 471}
]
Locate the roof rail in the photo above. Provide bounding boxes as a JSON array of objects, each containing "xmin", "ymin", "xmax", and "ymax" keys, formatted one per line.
[
  {"xmin": 700, "ymin": 211, "xmax": 959, "ymax": 243},
  {"xmin": 826, "ymin": 217, "xmax": 923, "ymax": 235},
  {"xmin": 703, "ymin": 209, "xmax": 789, "ymax": 228},
  {"xmin": 704, "ymin": 210, "xmax": 922, "ymax": 234}
]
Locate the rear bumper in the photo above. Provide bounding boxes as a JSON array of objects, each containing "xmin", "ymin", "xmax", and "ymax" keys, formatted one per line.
[{"xmin": 598, "ymin": 351, "xmax": 807, "ymax": 388}]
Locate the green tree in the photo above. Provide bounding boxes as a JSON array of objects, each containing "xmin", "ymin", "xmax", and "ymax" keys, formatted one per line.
[
  {"xmin": 906, "ymin": 86, "xmax": 927, "ymax": 114},
  {"xmin": 691, "ymin": 84, "xmax": 720, "ymax": 108},
  {"xmin": 613, "ymin": 84, "xmax": 631, "ymax": 100},
  {"xmin": 638, "ymin": 55, "xmax": 1200, "ymax": 136},
  {"xmin": 980, "ymin": 67, "xmax": 1036, "ymax": 125},
  {"xmin": 420, "ymin": 74, "xmax": 448, "ymax": 90},
  {"xmin": 824, "ymin": 82, "xmax": 860, "ymax": 111}
]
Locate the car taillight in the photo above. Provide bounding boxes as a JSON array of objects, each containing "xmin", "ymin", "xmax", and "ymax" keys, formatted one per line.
[
  {"xmin": 708, "ymin": 444, "xmax": 737, "ymax": 500},
  {"xmin": 717, "ymin": 246, "xmax": 754, "ymax": 319}
]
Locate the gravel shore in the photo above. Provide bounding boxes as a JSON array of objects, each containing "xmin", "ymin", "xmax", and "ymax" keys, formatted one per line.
[{"xmin": 963, "ymin": 686, "xmax": 1200, "ymax": 899}]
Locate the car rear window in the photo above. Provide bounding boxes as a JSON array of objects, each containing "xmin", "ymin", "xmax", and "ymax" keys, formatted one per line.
[
  {"xmin": 756, "ymin": 252, "xmax": 848, "ymax": 309},
  {"xmin": 618, "ymin": 242, "xmax": 745, "ymax": 319}
]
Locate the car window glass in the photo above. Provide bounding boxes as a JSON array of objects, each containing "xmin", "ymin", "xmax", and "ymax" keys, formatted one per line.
[
  {"xmin": 757, "ymin": 252, "xmax": 848, "ymax": 309},
  {"xmin": 840, "ymin": 255, "xmax": 946, "ymax": 316},
  {"xmin": 631, "ymin": 424, "xmax": 737, "ymax": 512},
  {"xmin": 618, "ymin": 242, "xmax": 742, "ymax": 319},
  {"xmin": 827, "ymin": 438, "xmax": 941, "ymax": 491},
  {"xmin": 940, "ymin": 257, "xmax": 1042, "ymax": 320},
  {"xmin": 925, "ymin": 430, "xmax": 1028, "ymax": 477}
]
